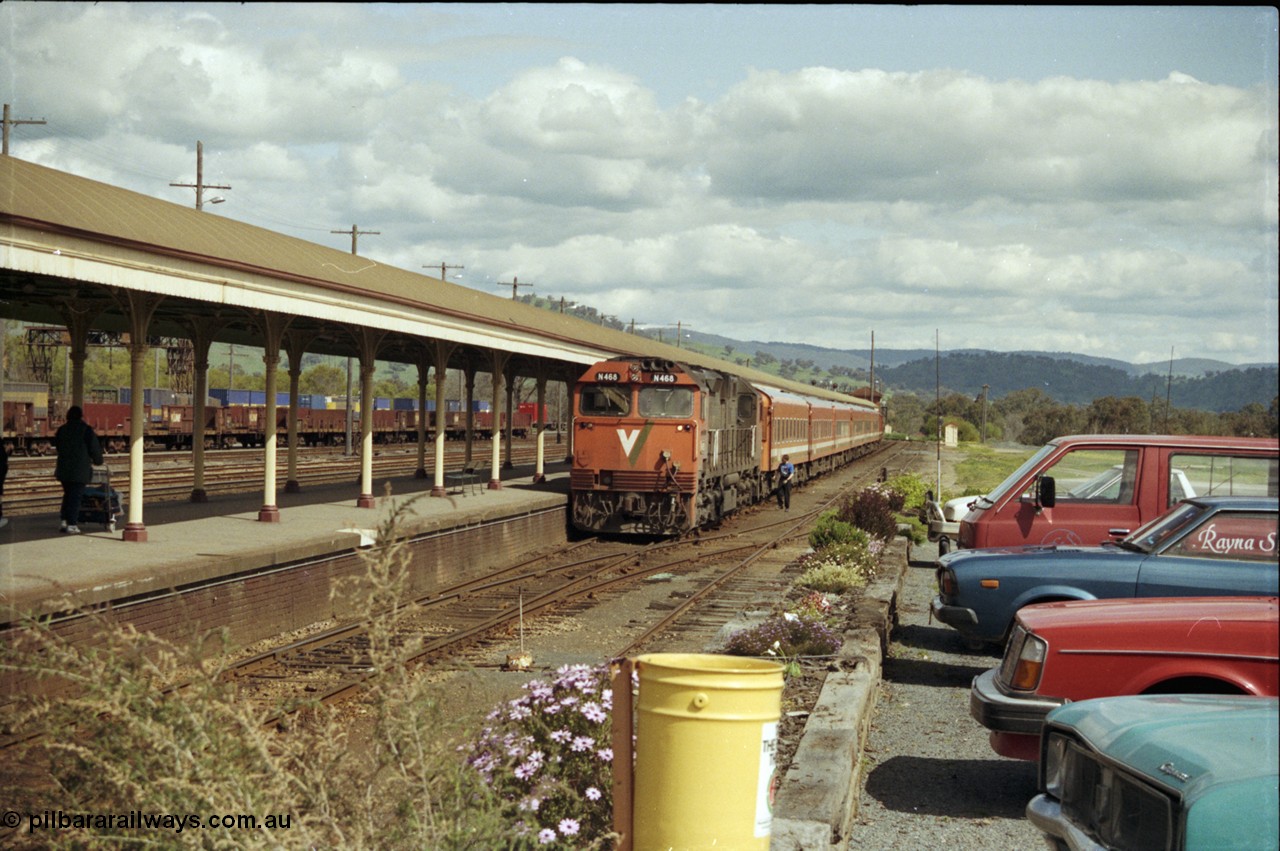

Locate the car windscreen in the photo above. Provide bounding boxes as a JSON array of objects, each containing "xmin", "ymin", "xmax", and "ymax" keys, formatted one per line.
[
  {"xmin": 579, "ymin": 385, "xmax": 630, "ymax": 417},
  {"xmin": 986, "ymin": 443, "xmax": 1058, "ymax": 503},
  {"xmin": 638, "ymin": 386, "xmax": 694, "ymax": 418},
  {"xmin": 1125, "ymin": 501, "xmax": 1208, "ymax": 553}
]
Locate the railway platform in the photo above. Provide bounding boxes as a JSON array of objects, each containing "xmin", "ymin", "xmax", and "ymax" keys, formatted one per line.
[{"xmin": 0, "ymin": 461, "xmax": 572, "ymax": 638}]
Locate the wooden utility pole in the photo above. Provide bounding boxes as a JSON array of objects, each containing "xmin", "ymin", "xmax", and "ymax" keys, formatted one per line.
[
  {"xmin": 331, "ymin": 224, "xmax": 380, "ymax": 255},
  {"xmin": 498, "ymin": 276, "xmax": 532, "ymax": 300},
  {"xmin": 170, "ymin": 141, "xmax": 231, "ymax": 210},
  {"xmin": 424, "ymin": 261, "xmax": 464, "ymax": 282},
  {"xmin": 332, "ymin": 225, "xmax": 379, "ymax": 454},
  {"xmin": 2, "ymin": 103, "xmax": 46, "ymax": 156}
]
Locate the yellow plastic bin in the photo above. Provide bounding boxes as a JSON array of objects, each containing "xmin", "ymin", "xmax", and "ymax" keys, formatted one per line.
[{"xmin": 632, "ymin": 653, "xmax": 784, "ymax": 850}]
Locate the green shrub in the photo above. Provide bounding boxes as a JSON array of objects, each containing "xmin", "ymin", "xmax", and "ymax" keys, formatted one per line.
[
  {"xmin": 808, "ymin": 512, "xmax": 869, "ymax": 551},
  {"xmin": 885, "ymin": 473, "xmax": 931, "ymax": 512}
]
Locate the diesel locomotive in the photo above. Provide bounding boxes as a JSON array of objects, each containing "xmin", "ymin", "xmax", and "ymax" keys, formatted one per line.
[{"xmin": 570, "ymin": 356, "xmax": 883, "ymax": 535}]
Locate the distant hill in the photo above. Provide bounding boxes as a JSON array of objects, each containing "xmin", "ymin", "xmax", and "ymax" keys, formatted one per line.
[{"xmin": 683, "ymin": 332, "xmax": 1278, "ymax": 412}]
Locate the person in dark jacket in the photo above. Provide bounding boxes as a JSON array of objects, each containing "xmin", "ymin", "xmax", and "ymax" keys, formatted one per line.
[
  {"xmin": 55, "ymin": 405, "xmax": 104, "ymax": 534},
  {"xmin": 776, "ymin": 454, "xmax": 795, "ymax": 510}
]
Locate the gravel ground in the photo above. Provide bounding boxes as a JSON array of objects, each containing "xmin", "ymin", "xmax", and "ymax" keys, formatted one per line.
[{"xmin": 841, "ymin": 538, "xmax": 1045, "ymax": 850}]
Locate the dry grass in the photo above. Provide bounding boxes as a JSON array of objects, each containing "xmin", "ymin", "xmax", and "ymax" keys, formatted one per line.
[{"xmin": 1, "ymin": 498, "xmax": 512, "ymax": 850}]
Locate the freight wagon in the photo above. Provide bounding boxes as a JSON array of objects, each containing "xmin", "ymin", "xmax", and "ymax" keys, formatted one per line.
[{"xmin": 0, "ymin": 390, "xmax": 537, "ymax": 454}]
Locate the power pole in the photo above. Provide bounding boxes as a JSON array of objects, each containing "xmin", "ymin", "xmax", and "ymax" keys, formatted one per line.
[
  {"xmin": 424, "ymin": 261, "xmax": 464, "ymax": 282},
  {"xmin": 497, "ymin": 276, "xmax": 532, "ymax": 300},
  {"xmin": 332, "ymin": 225, "xmax": 379, "ymax": 454},
  {"xmin": 170, "ymin": 141, "xmax": 231, "ymax": 210},
  {"xmin": 2, "ymin": 103, "xmax": 46, "ymax": 156},
  {"xmin": 331, "ymin": 223, "xmax": 380, "ymax": 255}
]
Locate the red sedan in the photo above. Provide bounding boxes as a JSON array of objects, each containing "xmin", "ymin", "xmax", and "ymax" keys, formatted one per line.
[{"xmin": 970, "ymin": 596, "xmax": 1279, "ymax": 761}]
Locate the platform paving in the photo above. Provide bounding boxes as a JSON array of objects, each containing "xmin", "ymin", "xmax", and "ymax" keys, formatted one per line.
[{"xmin": 0, "ymin": 461, "xmax": 571, "ymax": 624}]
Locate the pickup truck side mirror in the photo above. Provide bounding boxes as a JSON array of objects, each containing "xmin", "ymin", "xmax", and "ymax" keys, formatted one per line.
[{"xmin": 1037, "ymin": 475, "xmax": 1057, "ymax": 509}]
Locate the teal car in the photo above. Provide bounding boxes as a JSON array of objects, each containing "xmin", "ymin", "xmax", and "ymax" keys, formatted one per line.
[{"xmin": 1027, "ymin": 695, "xmax": 1279, "ymax": 850}]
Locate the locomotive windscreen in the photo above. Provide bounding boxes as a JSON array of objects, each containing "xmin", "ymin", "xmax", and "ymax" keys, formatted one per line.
[
  {"xmin": 580, "ymin": 385, "xmax": 630, "ymax": 416},
  {"xmin": 638, "ymin": 387, "xmax": 694, "ymax": 418}
]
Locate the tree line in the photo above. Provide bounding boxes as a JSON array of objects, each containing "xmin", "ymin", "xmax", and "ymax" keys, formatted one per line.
[{"xmin": 886, "ymin": 387, "xmax": 1279, "ymax": 444}]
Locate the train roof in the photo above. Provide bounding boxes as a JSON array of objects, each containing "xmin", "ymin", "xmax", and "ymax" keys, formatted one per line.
[{"xmin": 755, "ymin": 383, "xmax": 876, "ymax": 411}]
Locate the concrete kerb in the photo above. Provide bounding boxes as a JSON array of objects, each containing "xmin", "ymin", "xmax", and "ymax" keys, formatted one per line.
[{"xmin": 771, "ymin": 536, "xmax": 910, "ymax": 849}]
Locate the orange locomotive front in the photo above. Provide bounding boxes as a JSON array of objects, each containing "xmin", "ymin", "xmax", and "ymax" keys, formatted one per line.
[{"xmin": 571, "ymin": 357, "xmax": 763, "ymax": 535}]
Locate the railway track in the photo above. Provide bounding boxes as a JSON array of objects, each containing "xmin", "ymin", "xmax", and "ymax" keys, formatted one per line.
[
  {"xmin": 0, "ymin": 441, "xmax": 913, "ymax": 755},
  {"xmin": 223, "ymin": 441, "xmax": 908, "ymax": 720}
]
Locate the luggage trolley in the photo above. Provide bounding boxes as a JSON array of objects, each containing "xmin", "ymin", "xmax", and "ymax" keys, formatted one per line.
[{"xmin": 80, "ymin": 464, "xmax": 123, "ymax": 533}]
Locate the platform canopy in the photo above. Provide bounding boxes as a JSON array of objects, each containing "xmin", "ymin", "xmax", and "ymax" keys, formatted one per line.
[{"xmin": 0, "ymin": 155, "xmax": 870, "ymax": 405}]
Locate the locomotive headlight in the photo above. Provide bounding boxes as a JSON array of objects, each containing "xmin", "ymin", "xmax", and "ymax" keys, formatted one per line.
[
  {"xmin": 600, "ymin": 471, "xmax": 613, "ymax": 487},
  {"xmin": 660, "ymin": 450, "xmax": 672, "ymax": 463}
]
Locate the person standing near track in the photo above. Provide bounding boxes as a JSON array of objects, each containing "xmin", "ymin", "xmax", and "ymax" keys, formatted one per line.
[
  {"xmin": 776, "ymin": 453, "xmax": 795, "ymax": 511},
  {"xmin": 54, "ymin": 405, "xmax": 103, "ymax": 534}
]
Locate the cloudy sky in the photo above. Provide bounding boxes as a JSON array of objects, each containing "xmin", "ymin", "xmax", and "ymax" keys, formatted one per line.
[{"xmin": 2, "ymin": 4, "xmax": 1277, "ymax": 366}]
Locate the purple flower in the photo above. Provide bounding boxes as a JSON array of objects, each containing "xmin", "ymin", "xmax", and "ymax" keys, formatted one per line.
[
  {"xmin": 538, "ymin": 828, "xmax": 556, "ymax": 844},
  {"xmin": 570, "ymin": 736, "xmax": 594, "ymax": 752},
  {"xmin": 585, "ymin": 786, "xmax": 602, "ymax": 801},
  {"xmin": 558, "ymin": 818, "xmax": 580, "ymax": 836},
  {"xmin": 597, "ymin": 748, "xmax": 613, "ymax": 762},
  {"xmin": 580, "ymin": 702, "xmax": 607, "ymax": 724}
]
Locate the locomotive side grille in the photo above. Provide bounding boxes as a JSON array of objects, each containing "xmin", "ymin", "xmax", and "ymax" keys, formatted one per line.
[{"xmin": 572, "ymin": 469, "xmax": 696, "ymax": 493}]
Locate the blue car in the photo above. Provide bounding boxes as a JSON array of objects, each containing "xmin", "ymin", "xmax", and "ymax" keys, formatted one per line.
[
  {"xmin": 931, "ymin": 496, "xmax": 1278, "ymax": 648},
  {"xmin": 1027, "ymin": 695, "xmax": 1279, "ymax": 850}
]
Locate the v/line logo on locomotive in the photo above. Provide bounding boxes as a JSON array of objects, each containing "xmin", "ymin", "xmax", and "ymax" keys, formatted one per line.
[
  {"xmin": 616, "ymin": 425, "xmax": 654, "ymax": 466},
  {"xmin": 571, "ymin": 356, "xmax": 882, "ymax": 536}
]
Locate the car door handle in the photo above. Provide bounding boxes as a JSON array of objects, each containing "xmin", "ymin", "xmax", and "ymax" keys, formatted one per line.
[{"xmin": 1108, "ymin": 528, "xmax": 1131, "ymax": 537}]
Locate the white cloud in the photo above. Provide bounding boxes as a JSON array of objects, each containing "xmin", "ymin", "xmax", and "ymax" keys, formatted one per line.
[{"xmin": 1, "ymin": 3, "xmax": 1275, "ymax": 365}]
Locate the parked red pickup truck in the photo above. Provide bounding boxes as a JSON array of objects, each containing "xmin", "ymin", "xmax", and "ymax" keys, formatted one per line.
[
  {"xmin": 970, "ymin": 596, "xmax": 1280, "ymax": 761},
  {"xmin": 953, "ymin": 434, "xmax": 1278, "ymax": 551}
]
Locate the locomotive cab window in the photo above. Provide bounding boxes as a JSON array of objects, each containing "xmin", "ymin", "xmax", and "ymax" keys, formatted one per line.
[
  {"xmin": 580, "ymin": 385, "xmax": 630, "ymax": 417},
  {"xmin": 737, "ymin": 394, "xmax": 757, "ymax": 425},
  {"xmin": 638, "ymin": 386, "xmax": 694, "ymax": 418}
]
